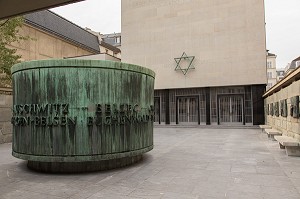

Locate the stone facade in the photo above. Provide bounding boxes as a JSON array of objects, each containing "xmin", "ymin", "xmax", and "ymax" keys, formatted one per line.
[
  {"xmin": 266, "ymin": 52, "xmax": 277, "ymax": 90},
  {"xmin": 122, "ymin": 0, "xmax": 266, "ymax": 90},
  {"xmin": 264, "ymin": 68, "xmax": 300, "ymax": 141},
  {"xmin": 0, "ymin": 88, "xmax": 12, "ymax": 144},
  {"xmin": 8, "ymin": 24, "xmax": 94, "ymax": 62},
  {"xmin": 122, "ymin": 0, "xmax": 266, "ymax": 125}
]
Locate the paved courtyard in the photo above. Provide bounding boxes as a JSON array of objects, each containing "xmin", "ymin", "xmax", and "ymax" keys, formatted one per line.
[{"xmin": 0, "ymin": 127, "xmax": 300, "ymax": 199}]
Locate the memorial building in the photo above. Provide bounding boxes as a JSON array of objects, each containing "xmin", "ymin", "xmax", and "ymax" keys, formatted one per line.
[{"xmin": 122, "ymin": 0, "xmax": 267, "ymax": 125}]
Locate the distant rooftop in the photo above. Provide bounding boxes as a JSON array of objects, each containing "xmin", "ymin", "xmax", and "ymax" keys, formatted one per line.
[
  {"xmin": 102, "ymin": 32, "xmax": 121, "ymax": 37},
  {"xmin": 267, "ymin": 52, "xmax": 276, "ymax": 57},
  {"xmin": 100, "ymin": 41, "xmax": 121, "ymax": 54},
  {"xmin": 288, "ymin": 56, "xmax": 300, "ymax": 70},
  {"xmin": 266, "ymin": 50, "xmax": 276, "ymax": 57},
  {"xmin": 24, "ymin": 10, "xmax": 100, "ymax": 53},
  {"xmin": 102, "ymin": 33, "xmax": 121, "ymax": 47}
]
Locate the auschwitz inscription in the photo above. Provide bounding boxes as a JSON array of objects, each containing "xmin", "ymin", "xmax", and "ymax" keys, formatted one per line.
[{"xmin": 11, "ymin": 103, "xmax": 155, "ymax": 127}]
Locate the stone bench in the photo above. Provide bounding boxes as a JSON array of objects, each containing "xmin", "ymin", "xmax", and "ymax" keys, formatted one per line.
[
  {"xmin": 259, "ymin": 125, "xmax": 272, "ymax": 133},
  {"xmin": 274, "ymin": 135, "xmax": 300, "ymax": 156},
  {"xmin": 265, "ymin": 129, "xmax": 282, "ymax": 141}
]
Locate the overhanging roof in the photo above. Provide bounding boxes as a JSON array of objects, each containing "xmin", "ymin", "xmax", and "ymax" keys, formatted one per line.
[
  {"xmin": 263, "ymin": 67, "xmax": 300, "ymax": 98},
  {"xmin": 24, "ymin": 10, "xmax": 100, "ymax": 53},
  {"xmin": 0, "ymin": 0, "xmax": 84, "ymax": 20}
]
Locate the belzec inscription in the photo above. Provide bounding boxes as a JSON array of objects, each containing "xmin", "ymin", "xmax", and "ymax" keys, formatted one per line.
[{"xmin": 11, "ymin": 103, "xmax": 155, "ymax": 127}]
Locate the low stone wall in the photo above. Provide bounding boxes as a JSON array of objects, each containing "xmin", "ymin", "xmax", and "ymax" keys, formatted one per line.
[
  {"xmin": 0, "ymin": 87, "xmax": 12, "ymax": 144},
  {"xmin": 265, "ymin": 79, "xmax": 300, "ymax": 140}
]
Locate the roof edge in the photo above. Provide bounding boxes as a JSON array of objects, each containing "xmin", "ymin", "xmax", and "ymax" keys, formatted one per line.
[
  {"xmin": 24, "ymin": 21, "xmax": 99, "ymax": 53},
  {"xmin": 263, "ymin": 67, "xmax": 300, "ymax": 98}
]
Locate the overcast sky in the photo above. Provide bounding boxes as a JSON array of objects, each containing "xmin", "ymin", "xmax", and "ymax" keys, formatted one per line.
[
  {"xmin": 52, "ymin": 0, "xmax": 121, "ymax": 34},
  {"xmin": 52, "ymin": 0, "xmax": 299, "ymax": 68}
]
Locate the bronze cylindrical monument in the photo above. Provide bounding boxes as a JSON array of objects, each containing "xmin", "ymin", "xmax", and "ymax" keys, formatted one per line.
[{"xmin": 11, "ymin": 59, "xmax": 155, "ymax": 172}]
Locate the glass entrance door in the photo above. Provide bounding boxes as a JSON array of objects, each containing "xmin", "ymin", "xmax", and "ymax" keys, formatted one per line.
[
  {"xmin": 178, "ymin": 97, "xmax": 198, "ymax": 124},
  {"xmin": 219, "ymin": 96, "xmax": 243, "ymax": 124}
]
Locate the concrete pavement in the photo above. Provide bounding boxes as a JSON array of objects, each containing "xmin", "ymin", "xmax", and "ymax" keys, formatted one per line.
[{"xmin": 0, "ymin": 127, "xmax": 300, "ymax": 199}]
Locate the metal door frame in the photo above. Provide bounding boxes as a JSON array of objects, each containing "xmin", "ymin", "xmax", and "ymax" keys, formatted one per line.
[
  {"xmin": 154, "ymin": 96, "xmax": 161, "ymax": 124},
  {"xmin": 217, "ymin": 94, "xmax": 245, "ymax": 125},
  {"xmin": 176, "ymin": 95, "xmax": 200, "ymax": 125}
]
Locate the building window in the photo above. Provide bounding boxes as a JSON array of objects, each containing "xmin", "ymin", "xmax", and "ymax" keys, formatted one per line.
[
  {"xmin": 267, "ymin": 72, "xmax": 272, "ymax": 79},
  {"xmin": 267, "ymin": 61, "xmax": 272, "ymax": 68},
  {"xmin": 296, "ymin": 61, "xmax": 300, "ymax": 68}
]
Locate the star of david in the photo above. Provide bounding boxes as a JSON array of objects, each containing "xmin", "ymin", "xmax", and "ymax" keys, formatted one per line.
[{"xmin": 174, "ymin": 52, "xmax": 195, "ymax": 75}]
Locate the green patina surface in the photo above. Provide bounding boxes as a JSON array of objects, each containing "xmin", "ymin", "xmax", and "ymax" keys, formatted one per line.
[{"xmin": 11, "ymin": 59, "xmax": 155, "ymax": 162}]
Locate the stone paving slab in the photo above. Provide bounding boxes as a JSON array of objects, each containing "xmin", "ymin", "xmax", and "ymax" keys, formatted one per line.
[{"xmin": 0, "ymin": 127, "xmax": 300, "ymax": 199}]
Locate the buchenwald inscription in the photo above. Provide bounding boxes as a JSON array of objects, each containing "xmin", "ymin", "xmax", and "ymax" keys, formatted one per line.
[{"xmin": 11, "ymin": 103, "xmax": 155, "ymax": 127}]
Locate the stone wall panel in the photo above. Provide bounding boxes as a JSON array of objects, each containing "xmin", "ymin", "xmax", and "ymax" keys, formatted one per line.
[{"xmin": 265, "ymin": 78, "xmax": 300, "ymax": 140}]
